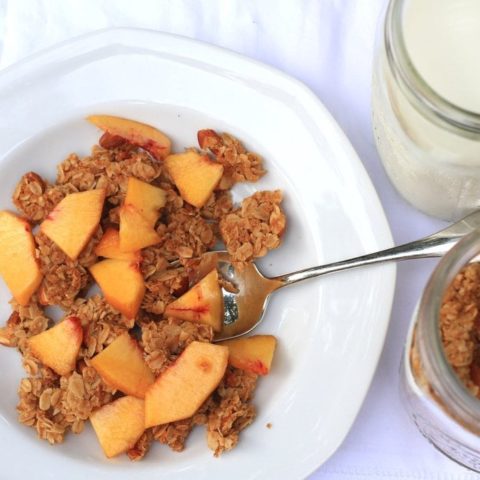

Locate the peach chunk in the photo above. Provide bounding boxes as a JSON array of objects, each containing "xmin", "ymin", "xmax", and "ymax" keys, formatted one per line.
[
  {"xmin": 124, "ymin": 177, "xmax": 166, "ymax": 226},
  {"xmin": 0, "ymin": 211, "xmax": 42, "ymax": 305},
  {"xmin": 89, "ymin": 259, "xmax": 145, "ymax": 319},
  {"xmin": 95, "ymin": 227, "xmax": 141, "ymax": 262},
  {"xmin": 218, "ymin": 335, "xmax": 277, "ymax": 375},
  {"xmin": 164, "ymin": 151, "xmax": 223, "ymax": 208},
  {"xmin": 40, "ymin": 189, "xmax": 106, "ymax": 260},
  {"xmin": 90, "ymin": 396, "xmax": 145, "ymax": 458},
  {"xmin": 165, "ymin": 269, "xmax": 223, "ymax": 332},
  {"xmin": 28, "ymin": 316, "xmax": 83, "ymax": 376},
  {"xmin": 119, "ymin": 204, "xmax": 161, "ymax": 252},
  {"xmin": 87, "ymin": 114, "xmax": 171, "ymax": 160},
  {"xmin": 90, "ymin": 332, "xmax": 154, "ymax": 398},
  {"xmin": 145, "ymin": 341, "xmax": 228, "ymax": 427}
]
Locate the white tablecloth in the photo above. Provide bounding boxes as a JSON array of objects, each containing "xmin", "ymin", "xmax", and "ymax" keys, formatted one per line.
[{"xmin": 0, "ymin": 1, "xmax": 478, "ymax": 478}]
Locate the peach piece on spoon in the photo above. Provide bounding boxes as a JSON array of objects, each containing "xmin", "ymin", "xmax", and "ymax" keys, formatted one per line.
[{"xmin": 165, "ymin": 269, "xmax": 223, "ymax": 332}]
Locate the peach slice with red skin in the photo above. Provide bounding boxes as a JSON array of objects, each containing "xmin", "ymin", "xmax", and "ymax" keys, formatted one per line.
[
  {"xmin": 40, "ymin": 189, "xmax": 106, "ymax": 260},
  {"xmin": 165, "ymin": 269, "xmax": 223, "ymax": 332},
  {"xmin": 124, "ymin": 177, "xmax": 166, "ymax": 227},
  {"xmin": 87, "ymin": 115, "xmax": 171, "ymax": 160},
  {"xmin": 28, "ymin": 316, "xmax": 83, "ymax": 376},
  {"xmin": 164, "ymin": 151, "xmax": 224, "ymax": 208},
  {"xmin": 145, "ymin": 341, "xmax": 228, "ymax": 427},
  {"xmin": 90, "ymin": 332, "xmax": 154, "ymax": 398},
  {"xmin": 0, "ymin": 211, "xmax": 42, "ymax": 305},
  {"xmin": 95, "ymin": 227, "xmax": 141, "ymax": 262},
  {"xmin": 89, "ymin": 259, "xmax": 145, "ymax": 319},
  {"xmin": 218, "ymin": 335, "xmax": 277, "ymax": 375},
  {"xmin": 90, "ymin": 396, "xmax": 146, "ymax": 458},
  {"xmin": 119, "ymin": 204, "xmax": 161, "ymax": 252}
]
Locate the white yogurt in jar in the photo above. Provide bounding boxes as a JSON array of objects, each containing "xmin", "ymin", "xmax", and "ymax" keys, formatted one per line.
[
  {"xmin": 372, "ymin": 0, "xmax": 480, "ymax": 220},
  {"xmin": 404, "ymin": 0, "xmax": 480, "ymax": 114}
]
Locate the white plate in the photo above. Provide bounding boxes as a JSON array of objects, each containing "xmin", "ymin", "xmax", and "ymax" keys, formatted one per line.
[{"xmin": 0, "ymin": 29, "xmax": 395, "ymax": 479}]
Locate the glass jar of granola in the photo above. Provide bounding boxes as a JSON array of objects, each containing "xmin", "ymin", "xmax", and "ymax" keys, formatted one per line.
[{"xmin": 402, "ymin": 230, "xmax": 480, "ymax": 471}]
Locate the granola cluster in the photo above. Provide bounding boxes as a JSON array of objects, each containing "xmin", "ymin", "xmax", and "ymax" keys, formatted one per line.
[
  {"xmin": 3, "ymin": 126, "xmax": 285, "ymax": 459},
  {"xmin": 440, "ymin": 262, "xmax": 480, "ymax": 396}
]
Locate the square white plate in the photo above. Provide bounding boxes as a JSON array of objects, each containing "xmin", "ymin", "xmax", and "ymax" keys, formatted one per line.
[{"xmin": 0, "ymin": 28, "xmax": 395, "ymax": 479}]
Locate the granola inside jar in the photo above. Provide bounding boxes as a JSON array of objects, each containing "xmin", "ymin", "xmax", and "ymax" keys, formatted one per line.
[{"xmin": 402, "ymin": 230, "xmax": 480, "ymax": 472}]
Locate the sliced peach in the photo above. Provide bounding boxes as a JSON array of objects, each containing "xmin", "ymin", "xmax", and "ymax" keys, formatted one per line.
[
  {"xmin": 119, "ymin": 204, "xmax": 161, "ymax": 252},
  {"xmin": 0, "ymin": 211, "xmax": 42, "ymax": 305},
  {"xmin": 145, "ymin": 341, "xmax": 228, "ymax": 427},
  {"xmin": 28, "ymin": 316, "xmax": 83, "ymax": 376},
  {"xmin": 125, "ymin": 177, "xmax": 166, "ymax": 226},
  {"xmin": 40, "ymin": 189, "xmax": 105, "ymax": 260},
  {"xmin": 95, "ymin": 227, "xmax": 141, "ymax": 262},
  {"xmin": 165, "ymin": 269, "xmax": 223, "ymax": 332},
  {"xmin": 90, "ymin": 396, "xmax": 145, "ymax": 458},
  {"xmin": 87, "ymin": 114, "xmax": 171, "ymax": 160},
  {"xmin": 218, "ymin": 335, "xmax": 277, "ymax": 375},
  {"xmin": 89, "ymin": 259, "xmax": 145, "ymax": 319},
  {"xmin": 165, "ymin": 151, "xmax": 223, "ymax": 208},
  {"xmin": 90, "ymin": 332, "xmax": 154, "ymax": 398}
]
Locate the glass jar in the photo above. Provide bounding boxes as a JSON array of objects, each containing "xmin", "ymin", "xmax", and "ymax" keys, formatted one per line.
[
  {"xmin": 372, "ymin": 0, "xmax": 480, "ymax": 221},
  {"xmin": 402, "ymin": 229, "xmax": 480, "ymax": 471}
]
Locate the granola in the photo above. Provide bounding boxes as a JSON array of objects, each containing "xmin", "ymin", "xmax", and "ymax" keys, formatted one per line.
[
  {"xmin": 198, "ymin": 129, "xmax": 266, "ymax": 188},
  {"xmin": 207, "ymin": 366, "xmax": 257, "ymax": 456},
  {"xmin": 1, "ymin": 122, "xmax": 285, "ymax": 461},
  {"xmin": 220, "ymin": 190, "xmax": 286, "ymax": 263},
  {"xmin": 13, "ymin": 172, "xmax": 78, "ymax": 223},
  {"xmin": 36, "ymin": 229, "xmax": 101, "ymax": 309},
  {"xmin": 440, "ymin": 262, "xmax": 480, "ymax": 396}
]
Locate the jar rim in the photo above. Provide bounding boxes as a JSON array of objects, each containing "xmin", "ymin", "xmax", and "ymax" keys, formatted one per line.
[
  {"xmin": 385, "ymin": 0, "xmax": 480, "ymax": 135},
  {"xmin": 417, "ymin": 229, "xmax": 480, "ymax": 431}
]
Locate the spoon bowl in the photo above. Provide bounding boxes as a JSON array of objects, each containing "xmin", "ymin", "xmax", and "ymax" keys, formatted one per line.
[{"xmin": 209, "ymin": 209, "xmax": 480, "ymax": 341}]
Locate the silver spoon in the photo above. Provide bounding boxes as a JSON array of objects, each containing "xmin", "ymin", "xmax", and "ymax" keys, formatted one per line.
[{"xmin": 207, "ymin": 209, "xmax": 480, "ymax": 341}]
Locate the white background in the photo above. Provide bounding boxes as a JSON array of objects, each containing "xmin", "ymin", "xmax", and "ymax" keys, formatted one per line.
[{"xmin": 0, "ymin": 1, "xmax": 477, "ymax": 479}]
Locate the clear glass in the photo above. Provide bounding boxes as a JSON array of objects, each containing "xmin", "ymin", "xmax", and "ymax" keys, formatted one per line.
[
  {"xmin": 402, "ymin": 229, "xmax": 480, "ymax": 472},
  {"xmin": 372, "ymin": 0, "xmax": 480, "ymax": 221}
]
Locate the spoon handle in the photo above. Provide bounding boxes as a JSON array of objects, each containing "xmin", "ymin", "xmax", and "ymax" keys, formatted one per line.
[{"xmin": 271, "ymin": 211, "xmax": 480, "ymax": 287}]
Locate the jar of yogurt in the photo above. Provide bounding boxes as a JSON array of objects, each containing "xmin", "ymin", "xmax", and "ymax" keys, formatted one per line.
[
  {"xmin": 402, "ymin": 230, "xmax": 480, "ymax": 471},
  {"xmin": 372, "ymin": 0, "xmax": 480, "ymax": 221}
]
